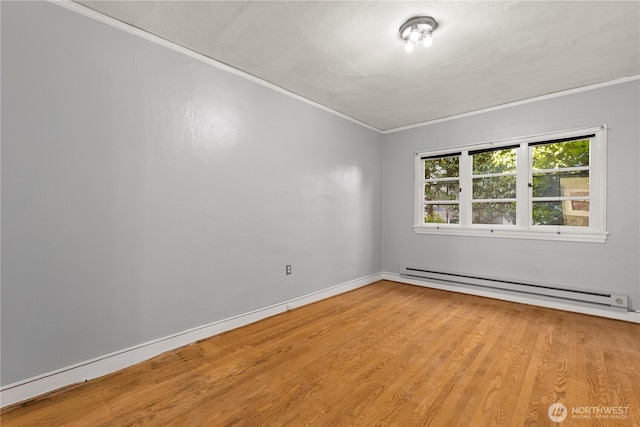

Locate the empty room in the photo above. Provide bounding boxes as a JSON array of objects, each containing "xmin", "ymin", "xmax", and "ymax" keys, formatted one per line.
[{"xmin": 1, "ymin": 1, "xmax": 639, "ymax": 426}]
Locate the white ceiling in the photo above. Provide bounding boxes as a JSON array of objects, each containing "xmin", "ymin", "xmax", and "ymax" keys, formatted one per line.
[{"xmin": 77, "ymin": 1, "xmax": 640, "ymax": 132}]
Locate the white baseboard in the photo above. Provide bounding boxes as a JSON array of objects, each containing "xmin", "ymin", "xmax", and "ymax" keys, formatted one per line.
[
  {"xmin": 382, "ymin": 272, "xmax": 640, "ymax": 324},
  {"xmin": 0, "ymin": 273, "xmax": 382, "ymax": 408}
]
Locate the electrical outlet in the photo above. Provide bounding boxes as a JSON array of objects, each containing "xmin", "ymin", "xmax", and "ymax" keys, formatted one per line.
[{"xmin": 286, "ymin": 265, "xmax": 292, "ymax": 275}]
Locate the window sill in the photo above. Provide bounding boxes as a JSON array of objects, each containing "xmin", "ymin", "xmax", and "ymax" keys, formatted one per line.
[{"xmin": 412, "ymin": 225, "xmax": 608, "ymax": 243}]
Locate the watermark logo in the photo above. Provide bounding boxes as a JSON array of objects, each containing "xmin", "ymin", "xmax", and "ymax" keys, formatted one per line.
[
  {"xmin": 548, "ymin": 403, "xmax": 630, "ymax": 422},
  {"xmin": 571, "ymin": 405, "xmax": 629, "ymax": 420},
  {"xmin": 548, "ymin": 403, "xmax": 568, "ymax": 422}
]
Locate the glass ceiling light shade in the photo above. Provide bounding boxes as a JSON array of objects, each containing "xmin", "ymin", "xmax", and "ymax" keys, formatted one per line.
[{"xmin": 400, "ymin": 16, "xmax": 438, "ymax": 52}]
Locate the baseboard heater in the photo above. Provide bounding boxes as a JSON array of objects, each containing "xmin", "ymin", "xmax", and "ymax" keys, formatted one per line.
[{"xmin": 401, "ymin": 267, "xmax": 629, "ymax": 310}]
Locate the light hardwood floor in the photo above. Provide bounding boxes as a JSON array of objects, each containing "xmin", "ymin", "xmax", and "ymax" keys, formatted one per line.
[{"xmin": 2, "ymin": 280, "xmax": 639, "ymax": 426}]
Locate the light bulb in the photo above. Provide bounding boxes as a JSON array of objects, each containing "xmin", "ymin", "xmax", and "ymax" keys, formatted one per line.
[
  {"xmin": 409, "ymin": 27, "xmax": 420, "ymax": 42},
  {"xmin": 405, "ymin": 40, "xmax": 415, "ymax": 53},
  {"xmin": 423, "ymin": 33, "xmax": 433, "ymax": 47}
]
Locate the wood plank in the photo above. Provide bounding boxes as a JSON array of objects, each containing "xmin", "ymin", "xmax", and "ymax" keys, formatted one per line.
[{"xmin": 2, "ymin": 280, "xmax": 639, "ymax": 426}]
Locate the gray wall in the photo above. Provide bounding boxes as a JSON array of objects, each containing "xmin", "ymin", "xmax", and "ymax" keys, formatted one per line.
[
  {"xmin": 382, "ymin": 80, "xmax": 640, "ymax": 310},
  {"xmin": 1, "ymin": 1, "xmax": 382, "ymax": 385}
]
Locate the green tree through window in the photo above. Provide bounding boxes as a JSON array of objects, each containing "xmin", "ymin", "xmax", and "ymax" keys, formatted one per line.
[
  {"xmin": 532, "ymin": 139, "xmax": 589, "ymax": 226},
  {"xmin": 471, "ymin": 147, "xmax": 517, "ymax": 225},
  {"xmin": 423, "ymin": 155, "xmax": 459, "ymax": 224}
]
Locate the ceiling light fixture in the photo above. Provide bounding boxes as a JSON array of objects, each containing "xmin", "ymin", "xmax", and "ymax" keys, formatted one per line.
[{"xmin": 399, "ymin": 16, "xmax": 438, "ymax": 53}]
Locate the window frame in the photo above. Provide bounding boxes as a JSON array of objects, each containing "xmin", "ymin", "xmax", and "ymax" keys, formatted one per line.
[
  {"xmin": 413, "ymin": 125, "xmax": 608, "ymax": 243},
  {"xmin": 421, "ymin": 152, "xmax": 461, "ymax": 225},
  {"xmin": 469, "ymin": 144, "xmax": 518, "ymax": 226}
]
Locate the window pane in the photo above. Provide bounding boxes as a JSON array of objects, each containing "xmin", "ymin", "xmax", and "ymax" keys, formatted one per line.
[
  {"xmin": 425, "ymin": 181, "xmax": 459, "ymax": 201},
  {"xmin": 532, "ymin": 139, "xmax": 589, "ymax": 169},
  {"xmin": 532, "ymin": 201, "xmax": 589, "ymax": 226},
  {"xmin": 424, "ymin": 156, "xmax": 459, "ymax": 179},
  {"xmin": 425, "ymin": 204, "xmax": 459, "ymax": 224},
  {"xmin": 472, "ymin": 148, "xmax": 517, "ymax": 174},
  {"xmin": 472, "ymin": 176, "xmax": 516, "ymax": 199},
  {"xmin": 532, "ymin": 172, "xmax": 588, "ymax": 198},
  {"xmin": 472, "ymin": 202, "xmax": 516, "ymax": 225}
]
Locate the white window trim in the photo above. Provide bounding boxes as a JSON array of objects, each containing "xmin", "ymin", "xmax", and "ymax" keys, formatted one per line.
[{"xmin": 413, "ymin": 125, "xmax": 608, "ymax": 243}]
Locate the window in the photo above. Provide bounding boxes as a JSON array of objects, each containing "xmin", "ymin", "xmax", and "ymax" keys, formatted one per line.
[
  {"xmin": 471, "ymin": 146, "xmax": 517, "ymax": 225},
  {"xmin": 414, "ymin": 126, "xmax": 607, "ymax": 242},
  {"xmin": 531, "ymin": 138, "xmax": 590, "ymax": 227},
  {"xmin": 423, "ymin": 153, "xmax": 460, "ymax": 224}
]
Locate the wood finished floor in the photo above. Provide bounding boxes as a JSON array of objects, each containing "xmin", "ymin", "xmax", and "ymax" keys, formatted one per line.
[{"xmin": 2, "ymin": 280, "xmax": 639, "ymax": 426}]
